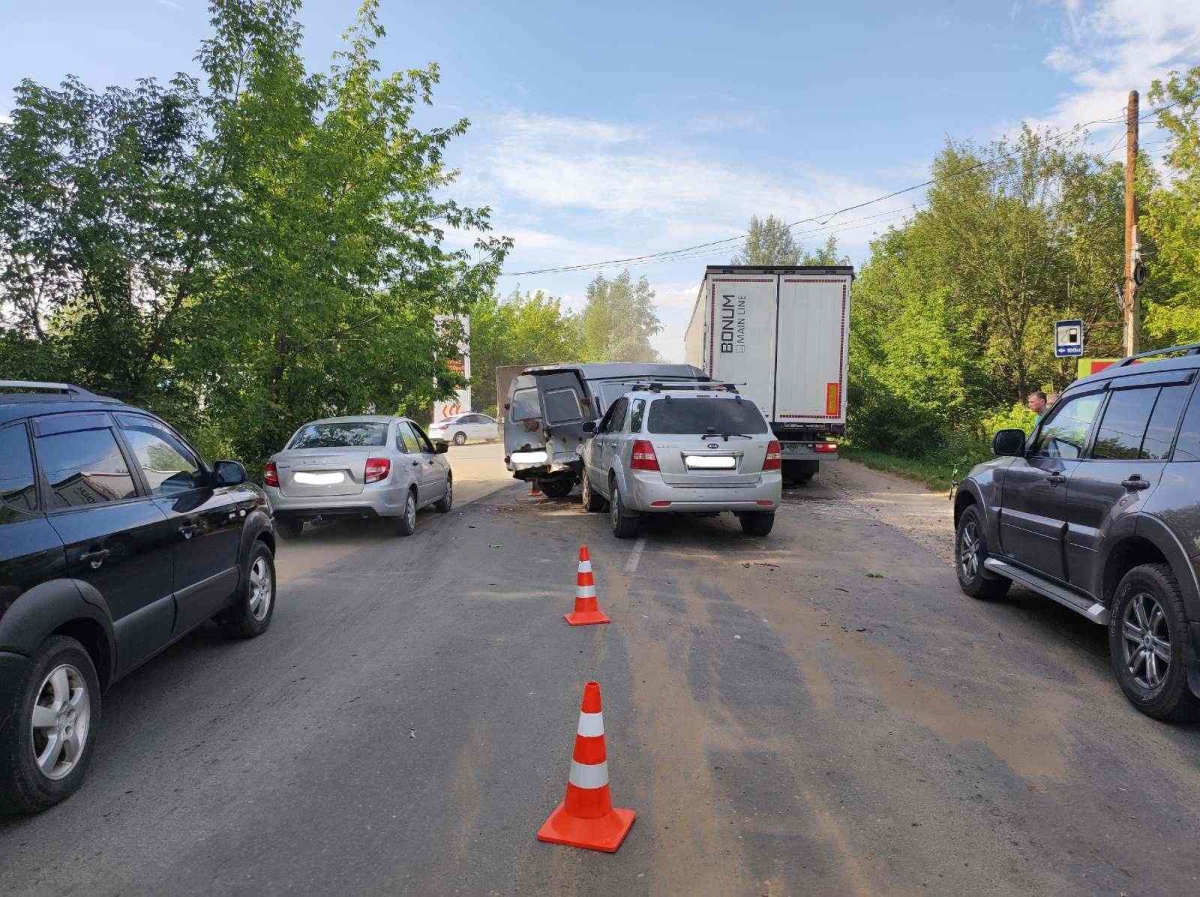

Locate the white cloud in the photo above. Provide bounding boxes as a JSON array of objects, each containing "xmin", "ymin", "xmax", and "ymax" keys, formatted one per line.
[
  {"xmin": 157, "ymin": 0, "xmax": 184, "ymax": 9},
  {"xmin": 0, "ymin": 114, "xmax": 12, "ymax": 126}
]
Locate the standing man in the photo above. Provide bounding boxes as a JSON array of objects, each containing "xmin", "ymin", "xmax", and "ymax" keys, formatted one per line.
[{"xmin": 1028, "ymin": 390, "xmax": 1049, "ymax": 422}]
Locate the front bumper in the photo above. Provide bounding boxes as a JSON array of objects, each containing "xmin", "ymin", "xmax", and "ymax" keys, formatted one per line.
[
  {"xmin": 264, "ymin": 482, "xmax": 411, "ymax": 518},
  {"xmin": 625, "ymin": 470, "xmax": 783, "ymax": 514}
]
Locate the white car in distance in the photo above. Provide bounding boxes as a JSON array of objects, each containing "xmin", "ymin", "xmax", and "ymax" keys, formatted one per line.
[{"xmin": 428, "ymin": 412, "xmax": 499, "ymax": 446}]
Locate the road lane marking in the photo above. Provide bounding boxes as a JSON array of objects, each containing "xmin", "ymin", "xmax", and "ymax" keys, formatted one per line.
[{"xmin": 625, "ymin": 536, "xmax": 646, "ymax": 574}]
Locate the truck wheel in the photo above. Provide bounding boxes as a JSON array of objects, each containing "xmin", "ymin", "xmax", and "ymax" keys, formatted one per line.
[
  {"xmin": 740, "ymin": 512, "xmax": 775, "ymax": 536},
  {"xmin": 540, "ymin": 479, "xmax": 573, "ymax": 499},
  {"xmin": 0, "ymin": 636, "xmax": 101, "ymax": 815},
  {"xmin": 610, "ymin": 483, "xmax": 639, "ymax": 539},
  {"xmin": 955, "ymin": 505, "xmax": 1009, "ymax": 600},
  {"xmin": 1108, "ymin": 563, "xmax": 1200, "ymax": 721}
]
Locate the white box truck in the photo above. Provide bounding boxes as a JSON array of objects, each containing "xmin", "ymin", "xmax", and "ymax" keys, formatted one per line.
[{"xmin": 684, "ymin": 265, "xmax": 853, "ymax": 482}]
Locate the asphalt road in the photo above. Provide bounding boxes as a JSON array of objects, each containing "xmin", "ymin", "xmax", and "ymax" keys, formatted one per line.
[{"xmin": 2, "ymin": 446, "xmax": 1200, "ymax": 895}]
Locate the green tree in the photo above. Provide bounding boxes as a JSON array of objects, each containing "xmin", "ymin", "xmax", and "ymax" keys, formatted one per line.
[
  {"xmin": 578, "ymin": 269, "xmax": 661, "ymax": 363},
  {"xmin": 731, "ymin": 214, "xmax": 848, "ymax": 265}
]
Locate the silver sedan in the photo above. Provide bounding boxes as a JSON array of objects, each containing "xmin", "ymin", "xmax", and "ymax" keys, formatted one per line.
[{"xmin": 263, "ymin": 416, "xmax": 452, "ymax": 538}]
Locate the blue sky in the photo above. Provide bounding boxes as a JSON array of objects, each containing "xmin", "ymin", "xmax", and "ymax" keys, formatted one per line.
[{"xmin": 2, "ymin": 0, "xmax": 1198, "ymax": 359}]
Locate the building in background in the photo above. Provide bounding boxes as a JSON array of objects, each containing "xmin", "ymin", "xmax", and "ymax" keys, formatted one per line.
[{"xmin": 434, "ymin": 315, "xmax": 471, "ymax": 421}]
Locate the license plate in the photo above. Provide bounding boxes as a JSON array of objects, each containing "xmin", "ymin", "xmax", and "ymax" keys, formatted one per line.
[
  {"xmin": 294, "ymin": 471, "xmax": 344, "ymax": 485},
  {"xmin": 685, "ymin": 455, "xmax": 736, "ymax": 470}
]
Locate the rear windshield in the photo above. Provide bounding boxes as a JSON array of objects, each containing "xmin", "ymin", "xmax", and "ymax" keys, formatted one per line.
[
  {"xmin": 288, "ymin": 422, "xmax": 389, "ymax": 449},
  {"xmin": 647, "ymin": 397, "xmax": 768, "ymax": 435},
  {"xmin": 544, "ymin": 388, "xmax": 583, "ymax": 424},
  {"xmin": 511, "ymin": 388, "xmax": 540, "ymax": 421}
]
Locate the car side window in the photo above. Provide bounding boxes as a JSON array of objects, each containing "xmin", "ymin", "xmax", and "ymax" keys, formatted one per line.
[
  {"xmin": 115, "ymin": 413, "xmax": 202, "ymax": 494},
  {"xmin": 398, "ymin": 423, "xmax": 421, "ymax": 454},
  {"xmin": 1030, "ymin": 392, "xmax": 1103, "ymax": 460},
  {"xmin": 0, "ymin": 423, "xmax": 39, "ymax": 524},
  {"xmin": 409, "ymin": 423, "xmax": 436, "ymax": 453},
  {"xmin": 629, "ymin": 399, "xmax": 646, "ymax": 433},
  {"xmin": 1172, "ymin": 387, "xmax": 1200, "ymax": 461},
  {"xmin": 1091, "ymin": 388, "xmax": 1157, "ymax": 461},
  {"xmin": 1140, "ymin": 385, "xmax": 1190, "ymax": 460},
  {"xmin": 35, "ymin": 423, "xmax": 138, "ymax": 508},
  {"xmin": 605, "ymin": 398, "xmax": 628, "ymax": 434}
]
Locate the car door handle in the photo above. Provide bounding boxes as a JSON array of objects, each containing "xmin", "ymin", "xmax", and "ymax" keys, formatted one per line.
[
  {"xmin": 178, "ymin": 524, "xmax": 199, "ymax": 540},
  {"xmin": 411, "ymin": 460, "xmax": 419, "ymax": 467},
  {"xmin": 80, "ymin": 548, "xmax": 110, "ymax": 570},
  {"xmin": 1046, "ymin": 474, "xmax": 1067, "ymax": 485},
  {"xmin": 1122, "ymin": 476, "xmax": 1151, "ymax": 491}
]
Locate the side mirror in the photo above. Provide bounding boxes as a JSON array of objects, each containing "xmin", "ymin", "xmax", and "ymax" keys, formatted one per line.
[
  {"xmin": 581, "ymin": 420, "xmax": 597, "ymax": 434},
  {"xmin": 992, "ymin": 429, "xmax": 1026, "ymax": 457},
  {"xmin": 214, "ymin": 460, "xmax": 248, "ymax": 486},
  {"xmin": 433, "ymin": 439, "xmax": 450, "ymax": 454}
]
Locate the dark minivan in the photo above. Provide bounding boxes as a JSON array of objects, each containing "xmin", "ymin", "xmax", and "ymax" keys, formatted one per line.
[
  {"xmin": 954, "ymin": 345, "xmax": 1200, "ymax": 720},
  {"xmin": 0, "ymin": 382, "xmax": 276, "ymax": 813}
]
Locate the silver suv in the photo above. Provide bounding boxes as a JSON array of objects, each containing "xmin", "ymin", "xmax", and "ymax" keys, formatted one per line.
[{"xmin": 580, "ymin": 385, "xmax": 783, "ymax": 537}]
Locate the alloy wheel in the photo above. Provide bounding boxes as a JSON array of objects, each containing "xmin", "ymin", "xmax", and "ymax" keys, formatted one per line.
[
  {"xmin": 1122, "ymin": 592, "xmax": 1171, "ymax": 690},
  {"xmin": 406, "ymin": 493, "xmax": 417, "ymax": 530},
  {"xmin": 249, "ymin": 555, "xmax": 273, "ymax": 621},
  {"xmin": 610, "ymin": 487, "xmax": 620, "ymax": 529},
  {"xmin": 31, "ymin": 664, "xmax": 91, "ymax": 781},
  {"xmin": 959, "ymin": 520, "xmax": 980, "ymax": 581}
]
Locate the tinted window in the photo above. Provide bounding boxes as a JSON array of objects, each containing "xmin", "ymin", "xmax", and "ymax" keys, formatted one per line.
[
  {"xmin": 398, "ymin": 423, "xmax": 421, "ymax": 454},
  {"xmin": 37, "ymin": 427, "xmax": 137, "ymax": 508},
  {"xmin": 544, "ymin": 388, "xmax": 583, "ymax": 424},
  {"xmin": 1092, "ymin": 388, "xmax": 1155, "ymax": 460},
  {"xmin": 604, "ymin": 398, "xmax": 628, "ymax": 433},
  {"xmin": 1031, "ymin": 392, "xmax": 1103, "ymax": 459},
  {"xmin": 116, "ymin": 414, "xmax": 202, "ymax": 494},
  {"xmin": 289, "ymin": 422, "xmax": 388, "ymax": 449},
  {"xmin": 1173, "ymin": 388, "xmax": 1200, "ymax": 461},
  {"xmin": 0, "ymin": 424, "xmax": 38, "ymax": 523},
  {"xmin": 629, "ymin": 399, "xmax": 646, "ymax": 433},
  {"xmin": 1141, "ymin": 385, "xmax": 1190, "ymax": 460},
  {"xmin": 511, "ymin": 388, "xmax": 540, "ymax": 422},
  {"xmin": 647, "ymin": 397, "xmax": 769, "ymax": 435}
]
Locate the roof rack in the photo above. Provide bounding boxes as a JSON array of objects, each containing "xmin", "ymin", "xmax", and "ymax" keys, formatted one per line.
[
  {"xmin": 0, "ymin": 380, "xmax": 115, "ymax": 402},
  {"xmin": 1115, "ymin": 343, "xmax": 1200, "ymax": 367},
  {"xmin": 627, "ymin": 381, "xmax": 741, "ymax": 394}
]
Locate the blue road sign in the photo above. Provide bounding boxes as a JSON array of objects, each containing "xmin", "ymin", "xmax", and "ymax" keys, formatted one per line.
[{"xmin": 1055, "ymin": 319, "xmax": 1084, "ymax": 358}]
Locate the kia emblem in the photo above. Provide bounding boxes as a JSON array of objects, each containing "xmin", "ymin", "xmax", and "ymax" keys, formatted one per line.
[{"xmin": 707, "ymin": 443, "xmax": 718, "ymax": 449}]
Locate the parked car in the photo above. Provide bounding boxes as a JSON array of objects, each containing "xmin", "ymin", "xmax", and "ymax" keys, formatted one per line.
[
  {"xmin": 579, "ymin": 384, "xmax": 782, "ymax": 537},
  {"xmin": 0, "ymin": 381, "xmax": 275, "ymax": 814},
  {"xmin": 954, "ymin": 344, "xmax": 1200, "ymax": 721},
  {"xmin": 428, "ymin": 412, "xmax": 498, "ymax": 446},
  {"xmin": 264, "ymin": 416, "xmax": 451, "ymax": 538},
  {"xmin": 504, "ymin": 362, "xmax": 711, "ymax": 497}
]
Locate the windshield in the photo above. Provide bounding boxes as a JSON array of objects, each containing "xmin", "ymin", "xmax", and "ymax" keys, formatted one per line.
[
  {"xmin": 288, "ymin": 421, "xmax": 389, "ymax": 449},
  {"xmin": 647, "ymin": 397, "xmax": 768, "ymax": 435}
]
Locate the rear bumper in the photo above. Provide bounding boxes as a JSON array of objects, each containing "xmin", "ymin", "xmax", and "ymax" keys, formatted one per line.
[
  {"xmin": 507, "ymin": 448, "xmax": 581, "ymax": 480},
  {"xmin": 780, "ymin": 442, "xmax": 838, "ymax": 461},
  {"xmin": 264, "ymin": 483, "xmax": 409, "ymax": 518},
  {"xmin": 625, "ymin": 470, "xmax": 783, "ymax": 513}
]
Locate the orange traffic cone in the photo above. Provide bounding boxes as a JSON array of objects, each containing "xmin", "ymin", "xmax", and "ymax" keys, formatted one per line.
[
  {"xmin": 530, "ymin": 479, "xmax": 542, "ymax": 497},
  {"xmin": 565, "ymin": 546, "xmax": 609, "ymax": 626},
  {"xmin": 537, "ymin": 681, "xmax": 635, "ymax": 853}
]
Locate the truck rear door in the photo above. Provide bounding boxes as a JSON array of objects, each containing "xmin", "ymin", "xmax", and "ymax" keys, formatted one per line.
[
  {"xmin": 703, "ymin": 274, "xmax": 778, "ymax": 422},
  {"xmin": 536, "ymin": 371, "xmax": 589, "ymax": 465},
  {"xmin": 774, "ymin": 275, "xmax": 850, "ymax": 426}
]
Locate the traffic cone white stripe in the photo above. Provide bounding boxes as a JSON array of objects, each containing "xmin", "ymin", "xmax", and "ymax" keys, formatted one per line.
[
  {"xmin": 576, "ymin": 711, "xmax": 605, "ymax": 737},
  {"xmin": 568, "ymin": 760, "xmax": 609, "ymax": 789},
  {"xmin": 577, "ymin": 560, "xmax": 592, "ymax": 574},
  {"xmin": 576, "ymin": 584, "xmax": 596, "ymax": 599}
]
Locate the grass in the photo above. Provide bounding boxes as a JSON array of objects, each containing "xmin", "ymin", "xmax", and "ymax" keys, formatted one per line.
[{"xmin": 839, "ymin": 443, "xmax": 981, "ymax": 492}]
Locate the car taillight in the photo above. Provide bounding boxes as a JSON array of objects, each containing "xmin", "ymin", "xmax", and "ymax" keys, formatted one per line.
[
  {"xmin": 364, "ymin": 457, "xmax": 391, "ymax": 484},
  {"xmin": 764, "ymin": 440, "xmax": 782, "ymax": 471},
  {"xmin": 631, "ymin": 440, "xmax": 659, "ymax": 471},
  {"xmin": 814, "ymin": 442, "xmax": 838, "ymax": 453},
  {"xmin": 263, "ymin": 462, "xmax": 280, "ymax": 487}
]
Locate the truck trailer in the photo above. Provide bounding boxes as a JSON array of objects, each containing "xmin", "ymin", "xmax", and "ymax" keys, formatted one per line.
[{"xmin": 684, "ymin": 265, "xmax": 853, "ymax": 482}]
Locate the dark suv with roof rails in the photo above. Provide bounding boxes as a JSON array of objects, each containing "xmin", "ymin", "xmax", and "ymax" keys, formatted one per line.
[
  {"xmin": 0, "ymin": 381, "xmax": 276, "ymax": 813},
  {"xmin": 954, "ymin": 345, "xmax": 1200, "ymax": 721}
]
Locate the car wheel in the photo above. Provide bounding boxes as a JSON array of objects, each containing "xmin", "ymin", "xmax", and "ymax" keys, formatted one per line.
[
  {"xmin": 453, "ymin": 431, "xmax": 467, "ymax": 446},
  {"xmin": 739, "ymin": 512, "xmax": 775, "ymax": 536},
  {"xmin": 277, "ymin": 517, "xmax": 304, "ymax": 540},
  {"xmin": 581, "ymin": 474, "xmax": 605, "ymax": 512},
  {"xmin": 0, "ymin": 636, "xmax": 100, "ymax": 815},
  {"xmin": 954, "ymin": 505, "xmax": 1010, "ymax": 600},
  {"xmin": 540, "ymin": 479, "xmax": 573, "ymax": 499},
  {"xmin": 610, "ymin": 482, "xmax": 638, "ymax": 539},
  {"xmin": 1108, "ymin": 563, "xmax": 1200, "ymax": 721},
  {"xmin": 435, "ymin": 477, "xmax": 453, "ymax": 513},
  {"xmin": 396, "ymin": 489, "xmax": 418, "ymax": 536},
  {"xmin": 218, "ymin": 540, "xmax": 276, "ymax": 639}
]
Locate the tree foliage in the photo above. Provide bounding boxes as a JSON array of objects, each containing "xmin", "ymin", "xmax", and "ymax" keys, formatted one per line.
[
  {"xmin": 731, "ymin": 214, "xmax": 848, "ymax": 266},
  {"xmin": 578, "ymin": 269, "xmax": 662, "ymax": 363}
]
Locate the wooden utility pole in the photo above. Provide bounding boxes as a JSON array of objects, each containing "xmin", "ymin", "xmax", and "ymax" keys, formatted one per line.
[{"xmin": 1123, "ymin": 90, "xmax": 1139, "ymax": 357}]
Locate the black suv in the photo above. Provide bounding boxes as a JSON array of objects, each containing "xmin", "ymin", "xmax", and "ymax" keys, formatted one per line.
[
  {"xmin": 0, "ymin": 382, "xmax": 276, "ymax": 813},
  {"xmin": 955, "ymin": 346, "xmax": 1200, "ymax": 721}
]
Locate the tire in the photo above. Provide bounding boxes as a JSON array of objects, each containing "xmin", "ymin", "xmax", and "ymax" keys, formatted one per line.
[
  {"xmin": 954, "ymin": 505, "xmax": 1010, "ymax": 600},
  {"xmin": 609, "ymin": 482, "xmax": 639, "ymax": 539},
  {"xmin": 1108, "ymin": 563, "xmax": 1200, "ymax": 721},
  {"xmin": 0, "ymin": 636, "xmax": 101, "ymax": 815},
  {"xmin": 581, "ymin": 474, "xmax": 605, "ymax": 512},
  {"xmin": 740, "ymin": 512, "xmax": 775, "ymax": 536},
  {"xmin": 540, "ymin": 479, "xmax": 573, "ymax": 499},
  {"xmin": 218, "ymin": 540, "xmax": 276, "ymax": 639},
  {"xmin": 396, "ymin": 489, "xmax": 418, "ymax": 536},
  {"xmin": 453, "ymin": 431, "xmax": 467, "ymax": 446},
  {"xmin": 435, "ymin": 477, "xmax": 453, "ymax": 513},
  {"xmin": 277, "ymin": 517, "xmax": 304, "ymax": 540}
]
